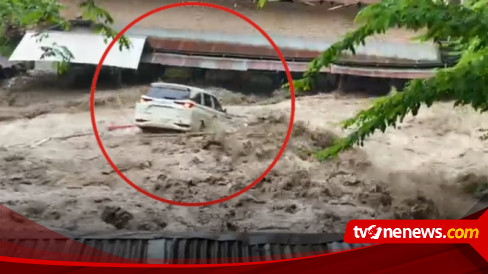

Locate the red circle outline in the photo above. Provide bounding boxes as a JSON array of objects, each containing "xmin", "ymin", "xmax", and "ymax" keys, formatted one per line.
[{"xmin": 90, "ymin": 2, "xmax": 295, "ymax": 206}]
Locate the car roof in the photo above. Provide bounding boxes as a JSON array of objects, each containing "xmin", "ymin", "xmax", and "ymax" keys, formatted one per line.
[
  {"xmin": 149, "ymin": 82, "xmax": 221, "ymax": 100},
  {"xmin": 150, "ymin": 82, "xmax": 207, "ymax": 93}
]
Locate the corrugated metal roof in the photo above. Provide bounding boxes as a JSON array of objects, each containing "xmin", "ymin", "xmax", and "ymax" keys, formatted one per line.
[
  {"xmin": 9, "ymin": 31, "xmax": 147, "ymax": 69},
  {"xmin": 122, "ymin": 26, "xmax": 441, "ymax": 64},
  {"xmin": 142, "ymin": 52, "xmax": 434, "ymax": 78},
  {"xmin": 2, "ymin": 232, "xmax": 370, "ymax": 264},
  {"xmin": 330, "ymin": 64, "xmax": 435, "ymax": 78},
  {"xmin": 141, "ymin": 52, "xmax": 313, "ymax": 72},
  {"xmin": 147, "ymin": 37, "xmax": 441, "ymax": 67}
]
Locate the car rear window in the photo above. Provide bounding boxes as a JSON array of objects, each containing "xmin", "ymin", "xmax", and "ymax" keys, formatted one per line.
[{"xmin": 146, "ymin": 87, "xmax": 191, "ymax": 100}]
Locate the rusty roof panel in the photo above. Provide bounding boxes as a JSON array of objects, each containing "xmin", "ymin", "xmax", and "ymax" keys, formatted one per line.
[
  {"xmin": 147, "ymin": 38, "xmax": 318, "ymax": 60},
  {"xmin": 142, "ymin": 52, "xmax": 434, "ymax": 79},
  {"xmin": 123, "ymin": 26, "xmax": 441, "ymax": 65},
  {"xmin": 141, "ymin": 52, "xmax": 319, "ymax": 72},
  {"xmin": 145, "ymin": 37, "xmax": 441, "ymax": 66},
  {"xmin": 330, "ymin": 64, "xmax": 435, "ymax": 78}
]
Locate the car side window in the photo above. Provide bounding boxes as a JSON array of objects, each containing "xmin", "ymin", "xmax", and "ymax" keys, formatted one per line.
[
  {"xmin": 212, "ymin": 96, "xmax": 223, "ymax": 112},
  {"xmin": 191, "ymin": 93, "xmax": 203, "ymax": 105},
  {"xmin": 203, "ymin": 94, "xmax": 213, "ymax": 108}
]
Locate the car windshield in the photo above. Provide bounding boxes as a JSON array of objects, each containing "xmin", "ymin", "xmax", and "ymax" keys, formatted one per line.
[{"xmin": 146, "ymin": 87, "xmax": 191, "ymax": 100}]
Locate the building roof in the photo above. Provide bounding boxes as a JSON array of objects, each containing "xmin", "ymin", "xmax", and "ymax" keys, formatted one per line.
[
  {"xmin": 9, "ymin": 31, "xmax": 147, "ymax": 69},
  {"xmin": 122, "ymin": 26, "xmax": 441, "ymax": 66},
  {"xmin": 142, "ymin": 52, "xmax": 435, "ymax": 78}
]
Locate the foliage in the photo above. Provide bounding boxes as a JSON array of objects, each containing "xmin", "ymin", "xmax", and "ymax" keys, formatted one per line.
[
  {"xmin": 260, "ymin": 0, "xmax": 488, "ymax": 160},
  {"xmin": 0, "ymin": 0, "xmax": 130, "ymax": 73},
  {"xmin": 79, "ymin": 0, "xmax": 130, "ymax": 51},
  {"xmin": 40, "ymin": 42, "xmax": 73, "ymax": 74},
  {"xmin": 258, "ymin": 0, "xmax": 268, "ymax": 8}
]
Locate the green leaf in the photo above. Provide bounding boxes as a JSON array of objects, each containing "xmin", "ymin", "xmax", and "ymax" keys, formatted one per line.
[
  {"xmin": 258, "ymin": 0, "xmax": 268, "ymax": 8},
  {"xmin": 257, "ymin": 0, "xmax": 488, "ymax": 160}
]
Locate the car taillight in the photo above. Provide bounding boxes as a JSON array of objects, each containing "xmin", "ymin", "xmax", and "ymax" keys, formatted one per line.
[
  {"xmin": 140, "ymin": 97, "xmax": 152, "ymax": 103},
  {"xmin": 176, "ymin": 101, "xmax": 194, "ymax": 109}
]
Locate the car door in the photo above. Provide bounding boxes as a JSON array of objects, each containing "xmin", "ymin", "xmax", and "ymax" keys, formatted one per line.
[
  {"xmin": 192, "ymin": 92, "xmax": 223, "ymax": 129},
  {"xmin": 189, "ymin": 92, "xmax": 207, "ymax": 129},
  {"xmin": 210, "ymin": 95, "xmax": 226, "ymax": 118},
  {"xmin": 205, "ymin": 92, "xmax": 229, "ymax": 126},
  {"xmin": 188, "ymin": 92, "xmax": 212, "ymax": 129}
]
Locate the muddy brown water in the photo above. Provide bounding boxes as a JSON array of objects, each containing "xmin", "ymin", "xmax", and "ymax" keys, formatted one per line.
[{"xmin": 1, "ymin": 86, "xmax": 487, "ymax": 235}]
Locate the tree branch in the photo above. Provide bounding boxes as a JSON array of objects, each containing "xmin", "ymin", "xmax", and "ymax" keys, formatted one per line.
[{"xmin": 316, "ymin": 46, "xmax": 488, "ymax": 160}]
